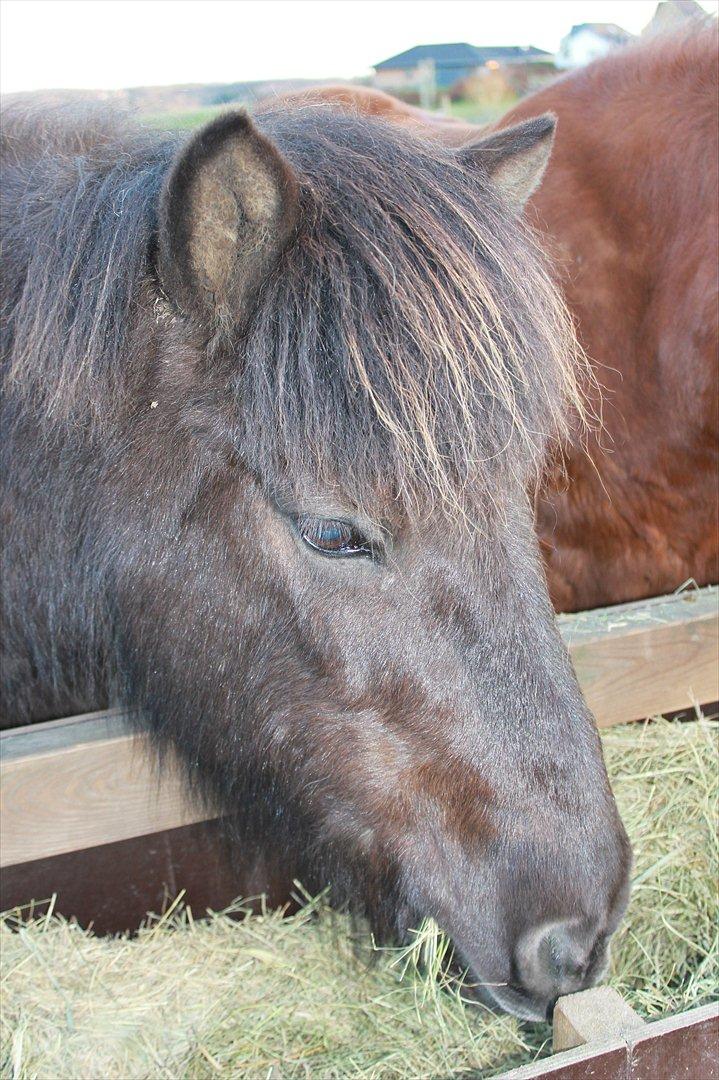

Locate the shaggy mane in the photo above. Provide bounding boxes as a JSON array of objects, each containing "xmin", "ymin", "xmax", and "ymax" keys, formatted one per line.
[{"xmin": 1, "ymin": 100, "xmax": 586, "ymax": 517}]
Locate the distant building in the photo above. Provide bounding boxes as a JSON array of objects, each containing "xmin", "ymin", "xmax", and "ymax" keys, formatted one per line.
[
  {"xmin": 372, "ymin": 42, "xmax": 552, "ymax": 103},
  {"xmin": 644, "ymin": 0, "xmax": 710, "ymax": 35},
  {"xmin": 557, "ymin": 24, "xmax": 634, "ymax": 69}
]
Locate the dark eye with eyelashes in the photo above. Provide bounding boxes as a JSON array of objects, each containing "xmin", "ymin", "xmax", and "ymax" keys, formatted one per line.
[{"xmin": 296, "ymin": 516, "xmax": 375, "ymax": 558}]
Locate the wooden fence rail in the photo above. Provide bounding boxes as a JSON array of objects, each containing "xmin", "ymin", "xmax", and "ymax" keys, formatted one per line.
[
  {"xmin": 2, "ymin": 586, "xmax": 717, "ymax": 870},
  {"xmin": 501, "ymin": 993, "xmax": 718, "ymax": 1080}
]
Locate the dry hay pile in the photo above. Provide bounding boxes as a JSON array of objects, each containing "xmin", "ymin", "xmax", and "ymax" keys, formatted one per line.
[{"xmin": 2, "ymin": 717, "xmax": 717, "ymax": 1079}]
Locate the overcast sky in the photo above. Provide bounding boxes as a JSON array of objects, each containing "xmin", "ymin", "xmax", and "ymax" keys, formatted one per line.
[{"xmin": 2, "ymin": 0, "xmax": 717, "ymax": 94}]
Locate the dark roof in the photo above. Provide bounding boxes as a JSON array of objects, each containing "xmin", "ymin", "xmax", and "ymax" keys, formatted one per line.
[
  {"xmin": 475, "ymin": 44, "xmax": 552, "ymax": 61},
  {"xmin": 373, "ymin": 42, "xmax": 552, "ymax": 71},
  {"xmin": 564, "ymin": 23, "xmax": 634, "ymax": 43}
]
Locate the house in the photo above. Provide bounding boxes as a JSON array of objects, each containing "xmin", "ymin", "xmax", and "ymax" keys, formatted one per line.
[
  {"xmin": 644, "ymin": 0, "xmax": 710, "ymax": 35},
  {"xmin": 372, "ymin": 42, "xmax": 552, "ymax": 101},
  {"xmin": 557, "ymin": 24, "xmax": 634, "ymax": 69}
]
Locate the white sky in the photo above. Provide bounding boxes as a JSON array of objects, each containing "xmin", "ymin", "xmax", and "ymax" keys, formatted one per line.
[{"xmin": 1, "ymin": 0, "xmax": 717, "ymax": 94}]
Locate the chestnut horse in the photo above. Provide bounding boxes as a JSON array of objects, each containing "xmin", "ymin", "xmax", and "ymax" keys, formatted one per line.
[
  {"xmin": 281, "ymin": 24, "xmax": 719, "ymax": 611},
  {"xmin": 2, "ymin": 96, "xmax": 630, "ymax": 1018}
]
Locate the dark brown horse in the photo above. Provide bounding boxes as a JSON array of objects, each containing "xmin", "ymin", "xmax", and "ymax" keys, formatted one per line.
[
  {"xmin": 282, "ymin": 23, "xmax": 719, "ymax": 612},
  {"xmin": 1, "ymin": 96, "xmax": 630, "ymax": 1018}
]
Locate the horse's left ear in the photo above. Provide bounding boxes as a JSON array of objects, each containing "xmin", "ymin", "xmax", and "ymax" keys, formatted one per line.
[
  {"xmin": 458, "ymin": 114, "xmax": 556, "ymax": 213},
  {"xmin": 158, "ymin": 111, "xmax": 299, "ymax": 325}
]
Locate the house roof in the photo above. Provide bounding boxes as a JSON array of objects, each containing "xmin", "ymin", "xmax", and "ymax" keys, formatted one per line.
[
  {"xmin": 564, "ymin": 23, "xmax": 634, "ymax": 43},
  {"xmin": 647, "ymin": 0, "xmax": 708, "ymax": 32},
  {"xmin": 373, "ymin": 42, "xmax": 552, "ymax": 71}
]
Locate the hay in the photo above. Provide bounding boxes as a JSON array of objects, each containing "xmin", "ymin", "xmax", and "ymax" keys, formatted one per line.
[{"xmin": 2, "ymin": 717, "xmax": 717, "ymax": 1080}]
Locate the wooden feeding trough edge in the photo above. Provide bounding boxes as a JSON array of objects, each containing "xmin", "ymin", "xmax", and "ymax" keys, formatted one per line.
[
  {"xmin": 500, "ymin": 989, "xmax": 718, "ymax": 1080},
  {"xmin": 1, "ymin": 585, "xmax": 717, "ymax": 869}
]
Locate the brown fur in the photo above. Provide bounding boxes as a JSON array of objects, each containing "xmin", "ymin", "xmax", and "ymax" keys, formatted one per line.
[
  {"xmin": 1, "ymin": 87, "xmax": 631, "ymax": 1020},
  {"xmin": 277, "ymin": 25, "xmax": 719, "ymax": 610},
  {"xmin": 506, "ymin": 26, "xmax": 719, "ymax": 610}
]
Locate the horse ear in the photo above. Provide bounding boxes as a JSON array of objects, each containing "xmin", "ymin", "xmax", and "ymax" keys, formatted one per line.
[
  {"xmin": 158, "ymin": 111, "xmax": 299, "ymax": 324},
  {"xmin": 459, "ymin": 114, "xmax": 556, "ymax": 213}
]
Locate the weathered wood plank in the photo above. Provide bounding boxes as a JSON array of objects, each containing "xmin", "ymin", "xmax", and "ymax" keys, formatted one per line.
[
  {"xmin": 498, "ymin": 1001, "xmax": 719, "ymax": 1079},
  {"xmin": 2, "ymin": 588, "xmax": 717, "ymax": 867},
  {"xmin": 626, "ymin": 1001, "xmax": 719, "ymax": 1079},
  {"xmin": 1, "ymin": 716, "xmax": 208, "ymax": 866},
  {"xmin": 559, "ymin": 586, "xmax": 718, "ymax": 727},
  {"xmin": 0, "ymin": 820, "xmax": 242, "ymax": 934},
  {"xmin": 552, "ymin": 986, "xmax": 645, "ymax": 1053}
]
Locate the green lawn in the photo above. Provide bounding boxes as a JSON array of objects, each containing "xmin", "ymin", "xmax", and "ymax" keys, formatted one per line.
[
  {"xmin": 139, "ymin": 105, "xmax": 240, "ymax": 130},
  {"xmin": 139, "ymin": 94, "xmax": 518, "ymax": 133},
  {"xmin": 447, "ymin": 95, "xmax": 519, "ymax": 125}
]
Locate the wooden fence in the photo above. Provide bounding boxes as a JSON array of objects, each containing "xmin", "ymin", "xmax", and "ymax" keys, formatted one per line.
[
  {"xmin": 2, "ymin": 586, "xmax": 716, "ymax": 872},
  {"xmin": 502, "ymin": 990, "xmax": 718, "ymax": 1080}
]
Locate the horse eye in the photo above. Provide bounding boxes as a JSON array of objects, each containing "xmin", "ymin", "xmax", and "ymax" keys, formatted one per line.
[{"xmin": 297, "ymin": 516, "xmax": 373, "ymax": 558}]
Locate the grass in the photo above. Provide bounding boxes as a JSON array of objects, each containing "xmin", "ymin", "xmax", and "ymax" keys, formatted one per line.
[
  {"xmin": 604, "ymin": 716, "xmax": 718, "ymax": 1015},
  {"xmin": 447, "ymin": 96, "xmax": 519, "ymax": 126},
  {"xmin": 1, "ymin": 716, "xmax": 717, "ymax": 1079},
  {"xmin": 138, "ymin": 95, "xmax": 514, "ymax": 132},
  {"xmin": 138, "ymin": 106, "xmax": 238, "ymax": 131}
]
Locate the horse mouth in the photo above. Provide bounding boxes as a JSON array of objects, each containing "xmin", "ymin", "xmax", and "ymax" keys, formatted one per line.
[
  {"xmin": 421, "ymin": 935, "xmax": 551, "ymax": 1023},
  {"xmin": 458, "ymin": 971, "xmax": 550, "ymax": 1022},
  {"xmin": 460, "ymin": 943, "xmax": 612, "ymax": 1022},
  {"xmin": 469, "ymin": 980, "xmax": 551, "ymax": 1022}
]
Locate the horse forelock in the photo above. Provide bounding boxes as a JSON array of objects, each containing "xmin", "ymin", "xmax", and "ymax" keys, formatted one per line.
[
  {"xmin": 1, "ymin": 100, "xmax": 589, "ymax": 519},
  {"xmin": 238, "ymin": 107, "xmax": 589, "ymax": 519}
]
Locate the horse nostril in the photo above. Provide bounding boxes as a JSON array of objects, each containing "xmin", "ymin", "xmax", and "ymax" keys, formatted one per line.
[
  {"xmin": 515, "ymin": 923, "xmax": 606, "ymax": 1004},
  {"xmin": 547, "ymin": 932, "xmax": 585, "ymax": 981}
]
